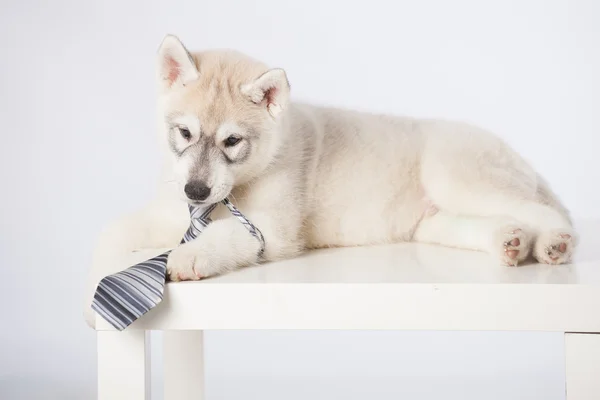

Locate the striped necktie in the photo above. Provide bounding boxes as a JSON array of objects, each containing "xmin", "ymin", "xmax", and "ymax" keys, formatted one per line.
[{"xmin": 91, "ymin": 198, "xmax": 264, "ymax": 330}]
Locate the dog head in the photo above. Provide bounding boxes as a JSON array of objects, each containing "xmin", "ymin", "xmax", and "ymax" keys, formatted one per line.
[{"xmin": 156, "ymin": 35, "xmax": 290, "ymax": 205}]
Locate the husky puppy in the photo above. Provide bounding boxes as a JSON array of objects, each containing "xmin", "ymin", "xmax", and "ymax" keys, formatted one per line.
[{"xmin": 84, "ymin": 34, "xmax": 576, "ymax": 325}]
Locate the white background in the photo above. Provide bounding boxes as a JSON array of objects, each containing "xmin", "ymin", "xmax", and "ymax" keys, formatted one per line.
[{"xmin": 1, "ymin": 0, "xmax": 598, "ymax": 399}]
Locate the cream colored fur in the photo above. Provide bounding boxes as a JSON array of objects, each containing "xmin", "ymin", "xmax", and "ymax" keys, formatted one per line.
[{"xmin": 84, "ymin": 35, "xmax": 577, "ymax": 328}]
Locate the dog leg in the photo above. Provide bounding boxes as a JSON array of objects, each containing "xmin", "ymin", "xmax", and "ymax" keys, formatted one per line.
[
  {"xmin": 426, "ymin": 190, "xmax": 576, "ymax": 265},
  {"xmin": 166, "ymin": 216, "xmax": 263, "ymax": 280},
  {"xmin": 420, "ymin": 127, "xmax": 576, "ymax": 265},
  {"xmin": 166, "ymin": 208, "xmax": 303, "ymax": 280},
  {"xmin": 413, "ymin": 211, "xmax": 533, "ymax": 266},
  {"xmin": 84, "ymin": 199, "xmax": 188, "ymax": 328}
]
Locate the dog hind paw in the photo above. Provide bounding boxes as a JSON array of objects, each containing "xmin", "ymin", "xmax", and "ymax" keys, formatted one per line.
[
  {"xmin": 492, "ymin": 225, "xmax": 532, "ymax": 267},
  {"xmin": 533, "ymin": 229, "xmax": 576, "ymax": 265}
]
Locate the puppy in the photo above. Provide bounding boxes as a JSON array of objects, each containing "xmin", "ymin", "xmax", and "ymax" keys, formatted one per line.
[{"xmin": 84, "ymin": 34, "xmax": 576, "ymax": 325}]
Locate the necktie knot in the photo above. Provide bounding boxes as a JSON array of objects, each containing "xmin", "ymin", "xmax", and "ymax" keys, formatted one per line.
[{"xmin": 182, "ymin": 203, "xmax": 218, "ymax": 243}]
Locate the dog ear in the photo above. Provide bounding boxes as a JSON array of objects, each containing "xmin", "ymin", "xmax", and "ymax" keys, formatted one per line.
[
  {"xmin": 157, "ymin": 34, "xmax": 199, "ymax": 89},
  {"xmin": 241, "ymin": 68, "xmax": 290, "ymax": 118}
]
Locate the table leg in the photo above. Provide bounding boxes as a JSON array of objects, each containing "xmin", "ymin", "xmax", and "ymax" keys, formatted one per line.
[
  {"xmin": 164, "ymin": 330, "xmax": 205, "ymax": 400},
  {"xmin": 97, "ymin": 330, "xmax": 151, "ymax": 400},
  {"xmin": 565, "ymin": 333, "xmax": 600, "ymax": 400}
]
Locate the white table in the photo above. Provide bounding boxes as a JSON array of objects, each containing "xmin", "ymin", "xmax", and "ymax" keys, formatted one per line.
[{"xmin": 94, "ymin": 220, "xmax": 600, "ymax": 400}]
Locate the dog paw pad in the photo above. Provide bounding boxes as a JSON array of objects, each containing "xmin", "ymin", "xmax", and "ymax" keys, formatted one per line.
[
  {"xmin": 493, "ymin": 225, "xmax": 532, "ymax": 267},
  {"xmin": 533, "ymin": 230, "xmax": 576, "ymax": 265}
]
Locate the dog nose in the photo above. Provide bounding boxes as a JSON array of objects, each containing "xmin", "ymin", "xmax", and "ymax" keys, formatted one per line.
[{"xmin": 184, "ymin": 180, "xmax": 211, "ymax": 201}]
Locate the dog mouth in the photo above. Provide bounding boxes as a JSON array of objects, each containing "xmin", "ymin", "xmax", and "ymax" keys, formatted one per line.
[
  {"xmin": 188, "ymin": 200, "xmax": 208, "ymax": 206},
  {"xmin": 186, "ymin": 194, "xmax": 230, "ymax": 207}
]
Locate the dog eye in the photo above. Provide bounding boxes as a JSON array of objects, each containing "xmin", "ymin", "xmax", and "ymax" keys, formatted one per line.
[
  {"xmin": 224, "ymin": 136, "xmax": 241, "ymax": 147},
  {"xmin": 178, "ymin": 127, "xmax": 191, "ymax": 140}
]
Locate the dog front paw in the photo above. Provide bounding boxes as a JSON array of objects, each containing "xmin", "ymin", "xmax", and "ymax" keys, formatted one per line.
[{"xmin": 166, "ymin": 243, "xmax": 210, "ymax": 281}]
